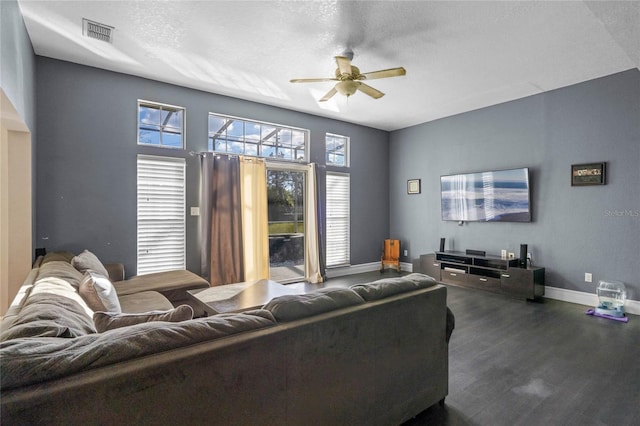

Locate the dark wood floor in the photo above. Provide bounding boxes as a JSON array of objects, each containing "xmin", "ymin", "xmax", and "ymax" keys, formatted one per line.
[{"xmin": 298, "ymin": 271, "xmax": 640, "ymax": 426}]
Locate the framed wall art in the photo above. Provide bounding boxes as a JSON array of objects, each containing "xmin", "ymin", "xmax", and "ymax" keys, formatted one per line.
[
  {"xmin": 407, "ymin": 179, "xmax": 421, "ymax": 194},
  {"xmin": 571, "ymin": 162, "xmax": 606, "ymax": 186}
]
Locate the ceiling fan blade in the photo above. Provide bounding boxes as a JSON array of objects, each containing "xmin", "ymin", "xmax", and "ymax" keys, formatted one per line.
[
  {"xmin": 319, "ymin": 87, "xmax": 338, "ymax": 102},
  {"xmin": 290, "ymin": 77, "xmax": 338, "ymax": 83},
  {"xmin": 335, "ymin": 56, "xmax": 352, "ymax": 76},
  {"xmin": 357, "ymin": 83, "xmax": 385, "ymax": 99},
  {"xmin": 360, "ymin": 67, "xmax": 406, "ymax": 80}
]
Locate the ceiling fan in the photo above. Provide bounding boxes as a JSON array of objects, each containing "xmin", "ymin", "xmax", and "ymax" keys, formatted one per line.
[{"xmin": 290, "ymin": 53, "xmax": 406, "ymax": 102}]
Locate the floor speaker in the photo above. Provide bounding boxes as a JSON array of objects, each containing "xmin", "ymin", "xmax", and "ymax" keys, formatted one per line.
[
  {"xmin": 520, "ymin": 244, "xmax": 528, "ymax": 268},
  {"xmin": 439, "ymin": 238, "xmax": 445, "ymax": 252}
]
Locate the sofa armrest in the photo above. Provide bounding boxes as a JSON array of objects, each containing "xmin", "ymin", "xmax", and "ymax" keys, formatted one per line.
[
  {"xmin": 113, "ymin": 270, "xmax": 209, "ymax": 298},
  {"xmin": 104, "ymin": 263, "xmax": 125, "ymax": 281}
]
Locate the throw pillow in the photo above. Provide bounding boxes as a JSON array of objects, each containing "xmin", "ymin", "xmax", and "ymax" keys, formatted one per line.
[
  {"xmin": 93, "ymin": 305, "xmax": 194, "ymax": 332},
  {"xmin": 71, "ymin": 249, "xmax": 110, "ymax": 278},
  {"xmin": 79, "ymin": 271, "xmax": 122, "ymax": 313}
]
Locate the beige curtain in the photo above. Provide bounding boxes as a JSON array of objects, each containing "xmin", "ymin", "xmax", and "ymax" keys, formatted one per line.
[
  {"xmin": 239, "ymin": 156, "xmax": 270, "ymax": 281},
  {"xmin": 305, "ymin": 163, "xmax": 323, "ymax": 283}
]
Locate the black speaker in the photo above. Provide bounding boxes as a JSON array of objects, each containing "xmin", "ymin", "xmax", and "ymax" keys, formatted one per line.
[
  {"xmin": 439, "ymin": 238, "xmax": 445, "ymax": 252},
  {"xmin": 519, "ymin": 244, "xmax": 528, "ymax": 268}
]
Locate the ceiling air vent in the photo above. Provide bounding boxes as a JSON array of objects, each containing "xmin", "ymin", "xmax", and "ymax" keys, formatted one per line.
[{"xmin": 82, "ymin": 19, "xmax": 114, "ymax": 43}]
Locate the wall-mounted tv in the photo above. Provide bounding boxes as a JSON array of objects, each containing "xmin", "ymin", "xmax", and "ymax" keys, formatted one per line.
[{"xmin": 441, "ymin": 167, "xmax": 531, "ymax": 222}]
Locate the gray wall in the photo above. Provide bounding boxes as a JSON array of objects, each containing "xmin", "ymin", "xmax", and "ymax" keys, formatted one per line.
[
  {"xmin": 390, "ymin": 69, "xmax": 640, "ymax": 300},
  {"xmin": 35, "ymin": 58, "xmax": 389, "ymax": 276}
]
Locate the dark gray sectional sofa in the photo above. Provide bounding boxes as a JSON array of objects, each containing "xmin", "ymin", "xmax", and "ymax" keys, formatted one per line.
[{"xmin": 1, "ymin": 255, "xmax": 452, "ymax": 425}]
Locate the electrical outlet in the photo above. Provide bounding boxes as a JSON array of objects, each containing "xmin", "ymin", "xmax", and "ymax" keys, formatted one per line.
[
  {"xmin": 585, "ymin": 273, "xmax": 592, "ymax": 283},
  {"xmin": 403, "ymin": 249, "xmax": 408, "ymax": 257},
  {"xmin": 508, "ymin": 252, "xmax": 515, "ymax": 259}
]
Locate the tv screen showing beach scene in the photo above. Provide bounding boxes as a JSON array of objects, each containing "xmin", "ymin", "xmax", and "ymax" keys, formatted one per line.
[{"xmin": 441, "ymin": 168, "xmax": 531, "ymax": 222}]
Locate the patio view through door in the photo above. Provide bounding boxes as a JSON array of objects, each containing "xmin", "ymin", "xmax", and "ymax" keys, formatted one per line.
[{"xmin": 267, "ymin": 167, "xmax": 305, "ymax": 283}]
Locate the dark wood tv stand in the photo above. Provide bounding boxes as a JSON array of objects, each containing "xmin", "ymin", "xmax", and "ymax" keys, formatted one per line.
[{"xmin": 417, "ymin": 251, "xmax": 544, "ymax": 300}]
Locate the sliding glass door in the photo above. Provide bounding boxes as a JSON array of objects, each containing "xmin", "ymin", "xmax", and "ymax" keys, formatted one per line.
[{"xmin": 267, "ymin": 166, "xmax": 306, "ymax": 283}]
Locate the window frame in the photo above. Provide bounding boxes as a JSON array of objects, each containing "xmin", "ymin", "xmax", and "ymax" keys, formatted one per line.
[
  {"xmin": 325, "ymin": 133, "xmax": 350, "ymax": 168},
  {"xmin": 137, "ymin": 100, "xmax": 186, "ymax": 149},
  {"xmin": 208, "ymin": 113, "xmax": 308, "ymax": 162},
  {"xmin": 325, "ymin": 171, "xmax": 351, "ymax": 267},
  {"xmin": 136, "ymin": 154, "xmax": 186, "ymax": 275}
]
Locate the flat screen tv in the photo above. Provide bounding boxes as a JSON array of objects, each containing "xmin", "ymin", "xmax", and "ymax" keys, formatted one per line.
[{"xmin": 441, "ymin": 167, "xmax": 531, "ymax": 222}]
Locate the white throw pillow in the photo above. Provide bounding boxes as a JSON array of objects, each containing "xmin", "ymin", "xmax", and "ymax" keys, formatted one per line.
[{"xmin": 79, "ymin": 271, "xmax": 122, "ymax": 313}]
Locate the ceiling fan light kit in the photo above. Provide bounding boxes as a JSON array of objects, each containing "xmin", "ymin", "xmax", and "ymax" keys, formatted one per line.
[
  {"xmin": 336, "ymin": 80, "xmax": 360, "ymax": 97},
  {"xmin": 291, "ymin": 54, "xmax": 406, "ymax": 102}
]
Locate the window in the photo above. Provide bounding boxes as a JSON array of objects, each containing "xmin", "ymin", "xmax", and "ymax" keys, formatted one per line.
[
  {"xmin": 326, "ymin": 133, "xmax": 349, "ymax": 167},
  {"xmin": 326, "ymin": 172, "xmax": 350, "ymax": 267},
  {"xmin": 137, "ymin": 155, "xmax": 186, "ymax": 275},
  {"xmin": 138, "ymin": 101, "xmax": 185, "ymax": 148},
  {"xmin": 208, "ymin": 113, "xmax": 307, "ymax": 161}
]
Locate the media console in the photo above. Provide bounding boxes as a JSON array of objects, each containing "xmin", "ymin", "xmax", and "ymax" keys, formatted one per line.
[{"xmin": 417, "ymin": 251, "xmax": 544, "ymax": 300}]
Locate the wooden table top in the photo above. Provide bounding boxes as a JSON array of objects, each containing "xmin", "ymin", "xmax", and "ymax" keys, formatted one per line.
[{"xmin": 187, "ymin": 279, "xmax": 303, "ymax": 315}]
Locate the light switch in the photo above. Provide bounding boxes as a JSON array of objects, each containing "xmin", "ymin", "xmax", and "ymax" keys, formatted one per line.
[{"xmin": 190, "ymin": 207, "xmax": 200, "ymax": 216}]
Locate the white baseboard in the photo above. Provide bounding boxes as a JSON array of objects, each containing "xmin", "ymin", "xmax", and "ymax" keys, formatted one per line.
[
  {"xmin": 544, "ymin": 286, "xmax": 640, "ymax": 315},
  {"xmin": 543, "ymin": 286, "xmax": 598, "ymax": 307},
  {"xmin": 326, "ymin": 264, "xmax": 639, "ymax": 316}
]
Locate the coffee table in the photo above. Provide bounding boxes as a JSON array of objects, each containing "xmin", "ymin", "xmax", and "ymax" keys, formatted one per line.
[{"xmin": 187, "ymin": 279, "xmax": 303, "ymax": 316}]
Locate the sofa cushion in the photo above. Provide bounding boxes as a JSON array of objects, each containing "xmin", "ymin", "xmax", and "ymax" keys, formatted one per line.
[
  {"xmin": 113, "ymin": 269, "xmax": 210, "ymax": 296},
  {"xmin": 0, "ymin": 293, "xmax": 96, "ymax": 342},
  {"xmin": 118, "ymin": 291, "xmax": 174, "ymax": 313},
  {"xmin": 243, "ymin": 309, "xmax": 276, "ymax": 322},
  {"xmin": 263, "ymin": 287, "xmax": 365, "ymax": 322},
  {"xmin": 40, "ymin": 251, "xmax": 75, "ymax": 265},
  {"xmin": 350, "ymin": 273, "xmax": 438, "ymax": 301},
  {"xmin": 30, "ymin": 270, "xmax": 95, "ymax": 318},
  {"xmin": 72, "ymin": 249, "xmax": 110, "ymax": 278},
  {"xmin": 79, "ymin": 272, "xmax": 122, "ymax": 313},
  {"xmin": 0, "ymin": 320, "xmax": 75, "ymax": 341},
  {"xmin": 36, "ymin": 260, "xmax": 84, "ymax": 289},
  {"xmin": 0, "ymin": 311, "xmax": 276, "ymax": 389},
  {"xmin": 93, "ymin": 305, "xmax": 194, "ymax": 332}
]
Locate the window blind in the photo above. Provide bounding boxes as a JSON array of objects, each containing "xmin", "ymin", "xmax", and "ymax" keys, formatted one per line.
[
  {"xmin": 137, "ymin": 155, "xmax": 186, "ymax": 275},
  {"xmin": 326, "ymin": 172, "xmax": 350, "ymax": 267}
]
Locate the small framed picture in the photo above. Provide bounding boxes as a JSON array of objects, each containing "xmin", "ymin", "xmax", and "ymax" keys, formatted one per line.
[
  {"xmin": 571, "ymin": 162, "xmax": 606, "ymax": 186},
  {"xmin": 407, "ymin": 179, "xmax": 421, "ymax": 194}
]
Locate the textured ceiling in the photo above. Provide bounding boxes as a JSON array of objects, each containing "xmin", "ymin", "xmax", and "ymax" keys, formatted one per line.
[{"xmin": 17, "ymin": 0, "xmax": 640, "ymax": 131}]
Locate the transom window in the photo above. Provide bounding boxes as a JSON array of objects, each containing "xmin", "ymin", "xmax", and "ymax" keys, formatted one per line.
[
  {"xmin": 208, "ymin": 113, "xmax": 307, "ymax": 161},
  {"xmin": 326, "ymin": 133, "xmax": 349, "ymax": 167},
  {"xmin": 138, "ymin": 101, "xmax": 185, "ymax": 149}
]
